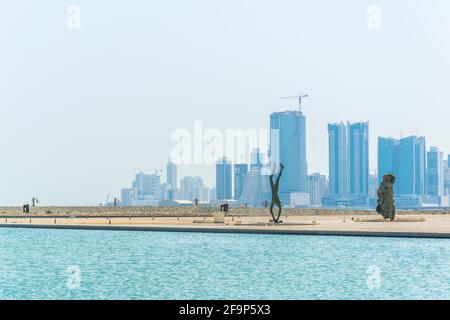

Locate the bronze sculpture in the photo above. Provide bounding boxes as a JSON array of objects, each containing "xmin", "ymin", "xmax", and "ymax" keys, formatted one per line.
[
  {"xmin": 376, "ymin": 174, "xmax": 396, "ymax": 221},
  {"xmin": 269, "ymin": 163, "xmax": 284, "ymax": 223}
]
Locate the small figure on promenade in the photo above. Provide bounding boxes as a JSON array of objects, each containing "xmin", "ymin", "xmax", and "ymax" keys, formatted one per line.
[
  {"xmin": 23, "ymin": 204, "xmax": 30, "ymax": 214},
  {"xmin": 220, "ymin": 203, "xmax": 229, "ymax": 213},
  {"xmin": 269, "ymin": 163, "xmax": 284, "ymax": 224},
  {"xmin": 376, "ymin": 174, "xmax": 396, "ymax": 221}
]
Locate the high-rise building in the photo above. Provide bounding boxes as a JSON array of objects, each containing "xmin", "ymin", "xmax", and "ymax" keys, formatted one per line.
[
  {"xmin": 166, "ymin": 159, "xmax": 177, "ymax": 199},
  {"xmin": 378, "ymin": 136, "xmax": 426, "ymax": 195},
  {"xmin": 132, "ymin": 171, "xmax": 161, "ymax": 199},
  {"xmin": 349, "ymin": 122, "xmax": 369, "ymax": 196},
  {"xmin": 368, "ymin": 173, "xmax": 379, "ymax": 198},
  {"xmin": 180, "ymin": 176, "xmax": 204, "ymax": 200},
  {"xmin": 209, "ymin": 187, "xmax": 217, "ymax": 202},
  {"xmin": 160, "ymin": 183, "xmax": 169, "ymax": 200},
  {"xmin": 426, "ymin": 147, "xmax": 444, "ymax": 197},
  {"xmin": 269, "ymin": 111, "xmax": 307, "ymax": 200},
  {"xmin": 307, "ymin": 173, "xmax": 328, "ymax": 206},
  {"xmin": 327, "ymin": 121, "xmax": 369, "ymax": 206},
  {"xmin": 444, "ymin": 158, "xmax": 450, "ymax": 196},
  {"xmin": 250, "ymin": 148, "xmax": 265, "ymax": 171},
  {"xmin": 194, "ymin": 186, "xmax": 211, "ymax": 203},
  {"xmin": 328, "ymin": 122, "xmax": 349, "ymax": 198},
  {"xmin": 234, "ymin": 163, "xmax": 248, "ymax": 201},
  {"xmin": 238, "ymin": 169, "xmax": 271, "ymax": 207},
  {"xmin": 121, "ymin": 188, "xmax": 138, "ymax": 206},
  {"xmin": 216, "ymin": 157, "xmax": 232, "ymax": 200}
]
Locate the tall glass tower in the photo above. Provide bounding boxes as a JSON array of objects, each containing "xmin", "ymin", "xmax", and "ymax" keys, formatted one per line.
[
  {"xmin": 216, "ymin": 157, "xmax": 232, "ymax": 200},
  {"xmin": 349, "ymin": 122, "xmax": 369, "ymax": 196},
  {"xmin": 234, "ymin": 163, "xmax": 248, "ymax": 201},
  {"xmin": 426, "ymin": 147, "xmax": 444, "ymax": 197},
  {"xmin": 328, "ymin": 121, "xmax": 369, "ymax": 201},
  {"xmin": 269, "ymin": 111, "xmax": 307, "ymax": 197},
  {"xmin": 328, "ymin": 122, "xmax": 349, "ymax": 198},
  {"xmin": 378, "ymin": 136, "xmax": 426, "ymax": 195},
  {"xmin": 166, "ymin": 159, "xmax": 177, "ymax": 200}
]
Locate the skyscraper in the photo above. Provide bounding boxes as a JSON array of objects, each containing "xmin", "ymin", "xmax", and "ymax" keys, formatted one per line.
[
  {"xmin": 234, "ymin": 163, "xmax": 248, "ymax": 201},
  {"xmin": 132, "ymin": 171, "xmax": 161, "ymax": 199},
  {"xmin": 121, "ymin": 188, "xmax": 138, "ymax": 206},
  {"xmin": 378, "ymin": 136, "xmax": 426, "ymax": 195},
  {"xmin": 180, "ymin": 176, "xmax": 204, "ymax": 200},
  {"xmin": 444, "ymin": 158, "xmax": 450, "ymax": 196},
  {"xmin": 307, "ymin": 173, "xmax": 328, "ymax": 205},
  {"xmin": 216, "ymin": 157, "xmax": 232, "ymax": 200},
  {"xmin": 250, "ymin": 148, "xmax": 265, "ymax": 171},
  {"xmin": 327, "ymin": 121, "xmax": 369, "ymax": 205},
  {"xmin": 349, "ymin": 122, "xmax": 369, "ymax": 196},
  {"xmin": 328, "ymin": 122, "xmax": 349, "ymax": 198},
  {"xmin": 166, "ymin": 159, "xmax": 177, "ymax": 200},
  {"xmin": 238, "ymin": 169, "xmax": 271, "ymax": 207},
  {"xmin": 368, "ymin": 173, "xmax": 379, "ymax": 198},
  {"xmin": 269, "ymin": 111, "xmax": 307, "ymax": 199},
  {"xmin": 426, "ymin": 147, "xmax": 444, "ymax": 197}
]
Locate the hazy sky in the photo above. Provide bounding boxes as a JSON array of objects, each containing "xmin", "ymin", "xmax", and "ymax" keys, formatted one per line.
[{"xmin": 1, "ymin": 1, "xmax": 450, "ymax": 205}]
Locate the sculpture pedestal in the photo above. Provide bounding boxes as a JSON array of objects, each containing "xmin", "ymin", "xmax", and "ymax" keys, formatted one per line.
[
  {"xmin": 213, "ymin": 212, "xmax": 225, "ymax": 223},
  {"xmin": 269, "ymin": 220, "xmax": 283, "ymax": 224},
  {"xmin": 353, "ymin": 217, "xmax": 426, "ymax": 223}
]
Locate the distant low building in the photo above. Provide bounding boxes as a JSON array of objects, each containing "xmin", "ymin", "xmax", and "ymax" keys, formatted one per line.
[
  {"xmin": 180, "ymin": 176, "xmax": 204, "ymax": 201},
  {"xmin": 307, "ymin": 173, "xmax": 328, "ymax": 206},
  {"xmin": 209, "ymin": 187, "xmax": 217, "ymax": 202},
  {"xmin": 290, "ymin": 192, "xmax": 310, "ymax": 207},
  {"xmin": 129, "ymin": 199, "xmax": 160, "ymax": 207},
  {"xmin": 133, "ymin": 171, "xmax": 161, "ymax": 199},
  {"xmin": 210, "ymin": 199, "xmax": 238, "ymax": 208},
  {"xmin": 238, "ymin": 170, "xmax": 271, "ymax": 207},
  {"xmin": 121, "ymin": 188, "xmax": 138, "ymax": 206},
  {"xmin": 159, "ymin": 199, "xmax": 194, "ymax": 207}
]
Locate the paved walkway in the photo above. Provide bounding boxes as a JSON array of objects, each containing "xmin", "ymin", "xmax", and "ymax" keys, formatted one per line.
[{"xmin": 1, "ymin": 214, "xmax": 450, "ymax": 238}]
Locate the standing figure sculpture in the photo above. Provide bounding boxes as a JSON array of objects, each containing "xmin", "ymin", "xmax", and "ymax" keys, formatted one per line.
[
  {"xmin": 376, "ymin": 174, "xmax": 396, "ymax": 221},
  {"xmin": 269, "ymin": 163, "xmax": 284, "ymax": 224}
]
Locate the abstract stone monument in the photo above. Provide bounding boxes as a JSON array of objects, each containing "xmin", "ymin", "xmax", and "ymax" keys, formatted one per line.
[
  {"xmin": 376, "ymin": 174, "xmax": 396, "ymax": 221},
  {"xmin": 269, "ymin": 163, "xmax": 284, "ymax": 224}
]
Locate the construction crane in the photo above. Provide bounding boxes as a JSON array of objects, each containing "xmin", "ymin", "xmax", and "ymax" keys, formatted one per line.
[{"xmin": 281, "ymin": 93, "xmax": 309, "ymax": 113}]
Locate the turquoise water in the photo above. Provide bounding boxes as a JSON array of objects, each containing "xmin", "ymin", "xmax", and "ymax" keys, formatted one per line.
[{"xmin": 1, "ymin": 228, "xmax": 450, "ymax": 300}]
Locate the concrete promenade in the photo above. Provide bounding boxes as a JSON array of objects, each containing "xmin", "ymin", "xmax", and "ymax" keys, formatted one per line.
[{"xmin": 1, "ymin": 213, "xmax": 450, "ymax": 239}]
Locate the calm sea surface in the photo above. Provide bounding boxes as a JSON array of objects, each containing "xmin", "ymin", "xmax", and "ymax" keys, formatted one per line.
[{"xmin": 1, "ymin": 228, "xmax": 449, "ymax": 299}]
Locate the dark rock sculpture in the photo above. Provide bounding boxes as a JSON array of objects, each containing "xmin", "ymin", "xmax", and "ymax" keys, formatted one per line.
[{"xmin": 376, "ymin": 174, "xmax": 396, "ymax": 221}]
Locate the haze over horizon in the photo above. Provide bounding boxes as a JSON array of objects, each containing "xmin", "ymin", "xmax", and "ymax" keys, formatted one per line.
[{"xmin": 1, "ymin": 0, "xmax": 450, "ymax": 205}]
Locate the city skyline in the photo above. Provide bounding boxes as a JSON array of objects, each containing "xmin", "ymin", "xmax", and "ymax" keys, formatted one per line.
[
  {"xmin": 2, "ymin": 1, "xmax": 450, "ymax": 205},
  {"xmin": 119, "ymin": 109, "xmax": 450, "ymax": 208}
]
